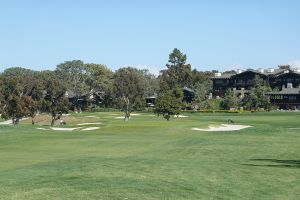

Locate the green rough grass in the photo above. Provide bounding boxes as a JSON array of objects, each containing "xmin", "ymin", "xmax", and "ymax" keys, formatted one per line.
[{"xmin": 0, "ymin": 112, "xmax": 299, "ymax": 200}]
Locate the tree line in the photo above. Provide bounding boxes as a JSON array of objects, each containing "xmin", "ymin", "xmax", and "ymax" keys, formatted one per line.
[{"xmin": 0, "ymin": 48, "xmax": 271, "ymax": 124}]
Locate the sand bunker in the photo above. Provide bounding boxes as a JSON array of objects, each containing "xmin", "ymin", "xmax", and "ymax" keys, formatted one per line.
[
  {"xmin": 192, "ymin": 124, "xmax": 252, "ymax": 132},
  {"xmin": 36, "ymin": 126, "xmax": 100, "ymax": 131},
  {"xmin": 0, "ymin": 118, "xmax": 29, "ymax": 125},
  {"xmin": 50, "ymin": 127, "xmax": 82, "ymax": 131},
  {"xmin": 0, "ymin": 120, "xmax": 12, "ymax": 125},
  {"xmin": 81, "ymin": 127, "xmax": 100, "ymax": 131},
  {"xmin": 176, "ymin": 115, "xmax": 188, "ymax": 118},
  {"xmin": 77, "ymin": 122, "xmax": 102, "ymax": 126}
]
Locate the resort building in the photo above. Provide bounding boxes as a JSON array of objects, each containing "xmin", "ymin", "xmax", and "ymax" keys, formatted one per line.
[{"xmin": 212, "ymin": 66, "xmax": 300, "ymax": 109}]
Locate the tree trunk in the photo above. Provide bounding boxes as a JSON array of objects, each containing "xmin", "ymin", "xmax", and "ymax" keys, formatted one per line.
[
  {"xmin": 123, "ymin": 96, "xmax": 130, "ymax": 121},
  {"xmin": 31, "ymin": 113, "xmax": 36, "ymax": 125},
  {"xmin": 51, "ymin": 117, "xmax": 55, "ymax": 127}
]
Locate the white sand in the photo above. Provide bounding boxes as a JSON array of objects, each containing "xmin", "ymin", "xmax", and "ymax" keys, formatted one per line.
[
  {"xmin": 77, "ymin": 122, "xmax": 102, "ymax": 126},
  {"xmin": 81, "ymin": 127, "xmax": 100, "ymax": 131},
  {"xmin": 288, "ymin": 127, "xmax": 300, "ymax": 130},
  {"xmin": 192, "ymin": 124, "xmax": 252, "ymax": 132},
  {"xmin": 0, "ymin": 118, "xmax": 29, "ymax": 125},
  {"xmin": 36, "ymin": 126, "xmax": 100, "ymax": 131},
  {"xmin": 50, "ymin": 127, "xmax": 82, "ymax": 131},
  {"xmin": 176, "ymin": 115, "xmax": 188, "ymax": 118},
  {"xmin": 0, "ymin": 120, "xmax": 12, "ymax": 125}
]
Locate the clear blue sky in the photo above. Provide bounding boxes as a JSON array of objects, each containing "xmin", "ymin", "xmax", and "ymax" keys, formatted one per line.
[{"xmin": 1, "ymin": 0, "xmax": 300, "ymax": 74}]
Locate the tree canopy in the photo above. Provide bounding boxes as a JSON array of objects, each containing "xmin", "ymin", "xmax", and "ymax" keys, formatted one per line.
[{"xmin": 159, "ymin": 48, "xmax": 192, "ymax": 91}]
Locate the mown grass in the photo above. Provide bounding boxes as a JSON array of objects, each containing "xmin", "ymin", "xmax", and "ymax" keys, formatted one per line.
[{"xmin": 0, "ymin": 112, "xmax": 299, "ymax": 199}]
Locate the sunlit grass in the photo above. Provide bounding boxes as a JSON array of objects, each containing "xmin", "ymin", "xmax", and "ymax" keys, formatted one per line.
[{"xmin": 0, "ymin": 111, "xmax": 299, "ymax": 199}]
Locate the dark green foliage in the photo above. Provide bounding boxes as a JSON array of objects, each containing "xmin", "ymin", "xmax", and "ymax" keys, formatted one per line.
[
  {"xmin": 140, "ymin": 69, "xmax": 159, "ymax": 97},
  {"xmin": 113, "ymin": 67, "xmax": 146, "ymax": 119},
  {"xmin": 191, "ymin": 69, "xmax": 214, "ymax": 86},
  {"xmin": 240, "ymin": 76, "xmax": 272, "ymax": 110},
  {"xmin": 0, "ymin": 69, "xmax": 43, "ymax": 124},
  {"xmin": 220, "ymin": 89, "xmax": 240, "ymax": 110},
  {"xmin": 0, "ymin": 77, "xmax": 24, "ymax": 123},
  {"xmin": 154, "ymin": 87, "xmax": 183, "ymax": 120},
  {"xmin": 159, "ymin": 48, "xmax": 192, "ymax": 91},
  {"xmin": 40, "ymin": 71, "xmax": 70, "ymax": 126},
  {"xmin": 56, "ymin": 60, "xmax": 88, "ymax": 111},
  {"xmin": 191, "ymin": 80, "xmax": 213, "ymax": 109},
  {"xmin": 85, "ymin": 63, "xmax": 114, "ymax": 107}
]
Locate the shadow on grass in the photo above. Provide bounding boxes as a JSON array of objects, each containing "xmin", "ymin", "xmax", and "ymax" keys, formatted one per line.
[{"xmin": 244, "ymin": 159, "xmax": 300, "ymax": 168}]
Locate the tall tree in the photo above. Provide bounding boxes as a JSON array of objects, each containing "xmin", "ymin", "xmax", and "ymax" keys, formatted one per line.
[
  {"xmin": 159, "ymin": 48, "xmax": 192, "ymax": 91},
  {"xmin": 138, "ymin": 69, "xmax": 159, "ymax": 97},
  {"xmin": 0, "ymin": 67, "xmax": 43, "ymax": 124},
  {"xmin": 113, "ymin": 67, "xmax": 146, "ymax": 120},
  {"xmin": 0, "ymin": 76, "xmax": 25, "ymax": 124},
  {"xmin": 85, "ymin": 63, "xmax": 114, "ymax": 107},
  {"xmin": 56, "ymin": 60, "xmax": 88, "ymax": 112},
  {"xmin": 40, "ymin": 71, "xmax": 70, "ymax": 126}
]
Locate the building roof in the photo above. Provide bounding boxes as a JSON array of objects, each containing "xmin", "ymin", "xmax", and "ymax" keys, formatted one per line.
[
  {"xmin": 211, "ymin": 73, "xmax": 235, "ymax": 79},
  {"xmin": 212, "ymin": 68, "xmax": 300, "ymax": 79}
]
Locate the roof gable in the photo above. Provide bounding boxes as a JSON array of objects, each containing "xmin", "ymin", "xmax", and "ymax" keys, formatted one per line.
[{"xmin": 232, "ymin": 70, "xmax": 267, "ymax": 79}]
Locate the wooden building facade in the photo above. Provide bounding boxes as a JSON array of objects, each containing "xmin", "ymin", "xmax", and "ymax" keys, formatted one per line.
[{"xmin": 212, "ymin": 68, "xmax": 300, "ymax": 109}]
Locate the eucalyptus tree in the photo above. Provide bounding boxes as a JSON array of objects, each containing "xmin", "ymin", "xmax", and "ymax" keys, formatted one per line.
[
  {"xmin": 39, "ymin": 70, "xmax": 70, "ymax": 126},
  {"xmin": 0, "ymin": 67, "xmax": 43, "ymax": 124},
  {"xmin": 85, "ymin": 63, "xmax": 114, "ymax": 107},
  {"xmin": 56, "ymin": 60, "xmax": 88, "ymax": 112},
  {"xmin": 0, "ymin": 76, "xmax": 25, "ymax": 124},
  {"xmin": 113, "ymin": 67, "xmax": 146, "ymax": 121}
]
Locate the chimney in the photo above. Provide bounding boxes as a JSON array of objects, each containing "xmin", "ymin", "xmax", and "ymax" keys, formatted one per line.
[
  {"xmin": 287, "ymin": 83, "xmax": 293, "ymax": 89},
  {"xmin": 282, "ymin": 84, "xmax": 285, "ymax": 90}
]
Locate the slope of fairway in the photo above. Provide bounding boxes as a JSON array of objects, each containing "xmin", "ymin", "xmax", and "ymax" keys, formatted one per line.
[{"xmin": 0, "ymin": 112, "xmax": 299, "ymax": 199}]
